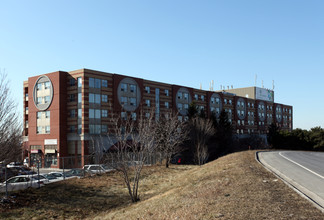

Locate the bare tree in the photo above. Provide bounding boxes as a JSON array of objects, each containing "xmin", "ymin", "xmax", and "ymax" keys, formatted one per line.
[
  {"xmin": 105, "ymin": 110, "xmax": 157, "ymax": 203},
  {"xmin": 0, "ymin": 70, "xmax": 22, "ymax": 164},
  {"xmin": 155, "ymin": 111, "xmax": 189, "ymax": 168},
  {"xmin": 190, "ymin": 117, "xmax": 214, "ymax": 166}
]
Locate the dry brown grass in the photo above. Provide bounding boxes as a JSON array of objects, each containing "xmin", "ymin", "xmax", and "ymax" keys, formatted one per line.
[{"xmin": 1, "ymin": 151, "xmax": 323, "ymax": 220}]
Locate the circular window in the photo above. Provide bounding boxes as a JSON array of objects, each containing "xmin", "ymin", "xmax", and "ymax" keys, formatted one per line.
[
  {"xmin": 117, "ymin": 78, "xmax": 141, "ymax": 112},
  {"xmin": 33, "ymin": 75, "xmax": 53, "ymax": 111}
]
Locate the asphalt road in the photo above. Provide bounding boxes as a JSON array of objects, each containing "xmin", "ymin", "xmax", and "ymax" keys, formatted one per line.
[{"xmin": 258, "ymin": 151, "xmax": 324, "ymax": 210}]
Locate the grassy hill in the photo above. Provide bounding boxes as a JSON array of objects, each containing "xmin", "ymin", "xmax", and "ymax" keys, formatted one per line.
[{"xmin": 1, "ymin": 151, "xmax": 323, "ymax": 219}]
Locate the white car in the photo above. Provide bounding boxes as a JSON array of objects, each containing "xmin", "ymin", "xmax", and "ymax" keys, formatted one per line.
[
  {"xmin": 83, "ymin": 164, "xmax": 111, "ymax": 174},
  {"xmin": 0, "ymin": 175, "xmax": 45, "ymax": 192}
]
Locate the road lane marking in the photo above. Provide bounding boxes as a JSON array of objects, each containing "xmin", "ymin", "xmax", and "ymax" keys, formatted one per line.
[{"xmin": 279, "ymin": 152, "xmax": 324, "ymax": 180}]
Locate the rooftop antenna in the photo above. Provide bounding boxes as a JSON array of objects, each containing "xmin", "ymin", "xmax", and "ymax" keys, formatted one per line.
[
  {"xmin": 262, "ymin": 80, "xmax": 264, "ymax": 88},
  {"xmin": 220, "ymin": 85, "xmax": 222, "ymax": 90},
  {"xmin": 200, "ymin": 83, "xmax": 202, "ymax": 90},
  {"xmin": 211, "ymin": 80, "xmax": 214, "ymax": 91},
  {"xmin": 227, "ymin": 85, "xmax": 229, "ymax": 90},
  {"xmin": 255, "ymin": 74, "xmax": 257, "ymax": 86},
  {"xmin": 272, "ymin": 80, "xmax": 275, "ymax": 90},
  {"xmin": 231, "ymin": 85, "xmax": 233, "ymax": 89}
]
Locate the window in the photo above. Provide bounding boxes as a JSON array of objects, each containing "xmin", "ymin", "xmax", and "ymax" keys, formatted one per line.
[
  {"xmin": 130, "ymin": 98, "xmax": 136, "ymax": 106},
  {"xmin": 201, "ymin": 95, "xmax": 205, "ymax": 101},
  {"xmin": 45, "ymin": 126, "xmax": 50, "ymax": 134},
  {"xmin": 224, "ymin": 99, "xmax": 227, "ymax": 104},
  {"xmin": 69, "ymin": 94, "xmax": 76, "ymax": 102},
  {"xmin": 37, "ymin": 126, "xmax": 42, "ymax": 134},
  {"xmin": 70, "ymin": 125, "xmax": 75, "ymax": 133},
  {"xmin": 89, "ymin": 93, "xmax": 95, "ymax": 103},
  {"xmin": 165, "ymin": 89, "xmax": 169, "ymax": 96},
  {"xmin": 102, "ymin": 125, "xmax": 108, "ymax": 133},
  {"xmin": 77, "ymin": 124, "xmax": 82, "ymax": 134},
  {"xmin": 131, "ymin": 112, "xmax": 136, "ymax": 121},
  {"xmin": 77, "ymin": 77, "xmax": 82, "ymax": 88},
  {"xmin": 78, "ymin": 93, "xmax": 82, "ymax": 104},
  {"xmin": 45, "ymin": 111, "xmax": 50, "ymax": 118},
  {"xmin": 78, "ymin": 109, "xmax": 82, "ymax": 119},
  {"xmin": 216, "ymin": 98, "xmax": 220, "ymax": 104},
  {"xmin": 95, "ymin": 94, "xmax": 101, "ymax": 104},
  {"xmin": 95, "ymin": 109, "xmax": 101, "ymax": 119},
  {"xmin": 95, "ymin": 79, "xmax": 101, "ymax": 88},
  {"xmin": 45, "ymin": 82, "xmax": 50, "ymax": 89},
  {"xmin": 44, "ymin": 96, "xmax": 50, "ymax": 103},
  {"xmin": 237, "ymin": 101, "xmax": 240, "ymax": 107},
  {"xmin": 130, "ymin": 84, "xmax": 136, "ymax": 93},
  {"xmin": 177, "ymin": 103, "xmax": 182, "ymax": 110},
  {"xmin": 184, "ymin": 104, "xmax": 189, "ymax": 110},
  {"xmin": 121, "ymin": 112, "xmax": 127, "ymax": 120},
  {"xmin": 37, "ymin": 83, "xmax": 42, "ymax": 90},
  {"xmin": 102, "ymin": 80, "xmax": 108, "ymax": 88},
  {"xmin": 102, "ymin": 94, "xmax": 108, "ymax": 103},
  {"xmin": 102, "ymin": 110, "xmax": 108, "ymax": 118},
  {"xmin": 194, "ymin": 94, "xmax": 198, "ymax": 100},
  {"xmin": 89, "ymin": 78, "xmax": 95, "ymax": 88},
  {"xmin": 177, "ymin": 92, "xmax": 182, "ymax": 99},
  {"xmin": 145, "ymin": 86, "xmax": 150, "ymax": 93},
  {"xmin": 121, "ymin": 96, "xmax": 127, "ymax": 105},
  {"xmin": 145, "ymin": 113, "xmax": 150, "ymax": 118},
  {"xmin": 37, "ymin": 112, "xmax": 42, "ymax": 119},
  {"xmin": 69, "ymin": 78, "xmax": 76, "ymax": 86},
  {"xmin": 121, "ymin": 83, "xmax": 127, "ymax": 92},
  {"xmin": 229, "ymin": 100, "xmax": 232, "ymax": 105},
  {"xmin": 165, "ymin": 102, "xmax": 169, "ymax": 109},
  {"xmin": 183, "ymin": 93, "xmax": 189, "ymax": 100},
  {"xmin": 89, "ymin": 109, "xmax": 95, "ymax": 118},
  {"xmin": 70, "ymin": 109, "xmax": 76, "ymax": 118},
  {"xmin": 146, "ymin": 99, "xmax": 150, "ymax": 107},
  {"xmin": 37, "ymin": 97, "xmax": 42, "ymax": 104},
  {"xmin": 211, "ymin": 97, "xmax": 215, "ymax": 104}
]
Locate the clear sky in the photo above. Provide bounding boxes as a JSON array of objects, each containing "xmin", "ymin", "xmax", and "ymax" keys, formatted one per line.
[{"xmin": 0, "ymin": 0, "xmax": 323, "ymax": 130}]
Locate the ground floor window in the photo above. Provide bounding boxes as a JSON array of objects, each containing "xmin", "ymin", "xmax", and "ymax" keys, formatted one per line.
[{"xmin": 44, "ymin": 153, "xmax": 57, "ymax": 168}]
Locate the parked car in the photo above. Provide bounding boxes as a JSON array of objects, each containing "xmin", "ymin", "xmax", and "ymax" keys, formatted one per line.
[
  {"xmin": 0, "ymin": 175, "xmax": 45, "ymax": 192},
  {"xmin": 48, "ymin": 172, "xmax": 75, "ymax": 180},
  {"xmin": 64, "ymin": 168, "xmax": 84, "ymax": 177},
  {"xmin": 10, "ymin": 166, "xmax": 36, "ymax": 175},
  {"xmin": 6, "ymin": 162, "xmax": 24, "ymax": 168},
  {"xmin": 83, "ymin": 164, "xmax": 111, "ymax": 174},
  {"xmin": 30, "ymin": 174, "xmax": 50, "ymax": 184}
]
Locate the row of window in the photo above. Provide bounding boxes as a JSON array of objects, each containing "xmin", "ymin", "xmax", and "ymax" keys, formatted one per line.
[
  {"xmin": 194, "ymin": 94, "xmax": 205, "ymax": 101},
  {"xmin": 145, "ymin": 86, "xmax": 169, "ymax": 96},
  {"xmin": 37, "ymin": 96, "xmax": 51, "ymax": 105},
  {"xmin": 37, "ymin": 126, "xmax": 50, "ymax": 134},
  {"xmin": 89, "ymin": 78, "xmax": 108, "ymax": 89},
  {"xmin": 37, "ymin": 111, "xmax": 50, "ymax": 119},
  {"xmin": 36, "ymin": 81, "xmax": 51, "ymax": 90},
  {"xmin": 177, "ymin": 92, "xmax": 189, "ymax": 100}
]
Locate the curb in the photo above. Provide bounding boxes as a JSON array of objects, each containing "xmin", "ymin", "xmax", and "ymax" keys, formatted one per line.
[{"xmin": 255, "ymin": 151, "xmax": 324, "ymax": 213}]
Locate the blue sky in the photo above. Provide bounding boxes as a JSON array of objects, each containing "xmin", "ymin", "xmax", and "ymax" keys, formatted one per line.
[{"xmin": 0, "ymin": 0, "xmax": 323, "ymax": 130}]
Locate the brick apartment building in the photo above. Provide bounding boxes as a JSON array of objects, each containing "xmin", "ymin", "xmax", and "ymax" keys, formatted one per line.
[{"xmin": 22, "ymin": 69, "xmax": 293, "ymax": 168}]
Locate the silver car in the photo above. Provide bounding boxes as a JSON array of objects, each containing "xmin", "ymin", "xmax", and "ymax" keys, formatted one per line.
[
  {"xmin": 83, "ymin": 164, "xmax": 111, "ymax": 174},
  {"xmin": 0, "ymin": 175, "xmax": 45, "ymax": 192}
]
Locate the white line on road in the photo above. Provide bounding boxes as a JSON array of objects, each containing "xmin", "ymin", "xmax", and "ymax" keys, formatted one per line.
[{"xmin": 279, "ymin": 152, "xmax": 324, "ymax": 180}]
